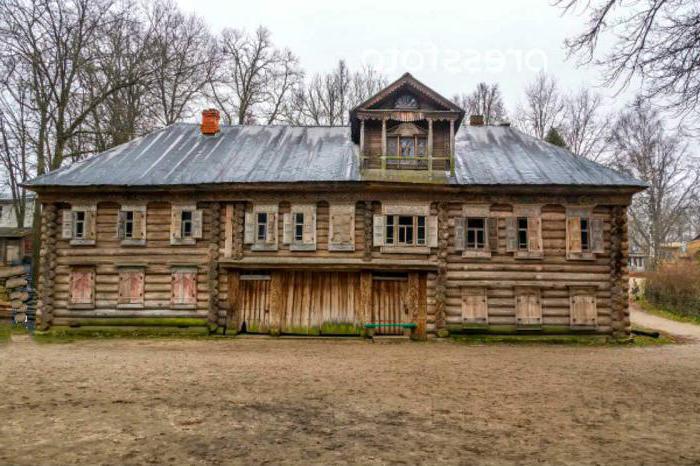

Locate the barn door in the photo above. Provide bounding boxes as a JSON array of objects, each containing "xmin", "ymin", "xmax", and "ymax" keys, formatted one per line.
[
  {"xmin": 237, "ymin": 273, "xmax": 271, "ymax": 333},
  {"xmin": 371, "ymin": 274, "xmax": 410, "ymax": 335}
]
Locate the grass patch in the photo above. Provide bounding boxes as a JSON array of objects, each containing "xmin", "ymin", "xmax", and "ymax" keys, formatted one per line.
[
  {"xmin": 62, "ymin": 317, "xmax": 208, "ymax": 328},
  {"xmin": 452, "ymin": 328, "xmax": 675, "ymax": 347},
  {"xmin": 638, "ymin": 298, "xmax": 700, "ymax": 326},
  {"xmin": 33, "ymin": 325, "xmax": 209, "ymax": 343},
  {"xmin": 631, "ymin": 324, "xmax": 677, "ymax": 346},
  {"xmin": 0, "ymin": 323, "xmax": 10, "ymax": 343}
]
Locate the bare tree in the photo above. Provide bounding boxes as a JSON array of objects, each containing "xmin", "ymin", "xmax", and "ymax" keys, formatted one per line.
[
  {"xmin": 452, "ymin": 82, "xmax": 507, "ymax": 124},
  {"xmin": 211, "ymin": 26, "xmax": 302, "ymax": 125},
  {"xmin": 556, "ymin": 0, "xmax": 700, "ymax": 124},
  {"xmin": 147, "ymin": 0, "xmax": 219, "ymax": 126},
  {"xmin": 609, "ymin": 97, "xmax": 699, "ymax": 266},
  {"xmin": 560, "ymin": 88, "xmax": 610, "ymax": 161},
  {"xmin": 516, "ymin": 72, "xmax": 564, "ymax": 139},
  {"xmin": 284, "ymin": 61, "xmax": 386, "ymax": 126}
]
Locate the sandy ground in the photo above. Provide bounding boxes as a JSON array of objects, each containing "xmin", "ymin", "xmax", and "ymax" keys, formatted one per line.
[{"xmin": 2, "ymin": 334, "xmax": 700, "ymax": 466}]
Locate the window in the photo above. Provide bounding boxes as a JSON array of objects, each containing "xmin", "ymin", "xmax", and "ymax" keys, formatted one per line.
[
  {"xmin": 416, "ymin": 138, "xmax": 426, "ymax": 157},
  {"xmin": 74, "ymin": 211, "xmax": 86, "ymax": 239},
  {"xmin": 294, "ymin": 212, "xmax": 304, "ymax": 242},
  {"xmin": 517, "ymin": 217, "xmax": 528, "ymax": 250},
  {"xmin": 384, "ymin": 215, "xmax": 426, "ymax": 246},
  {"xmin": 465, "ymin": 218, "xmax": 486, "ymax": 250},
  {"xmin": 387, "ymin": 137, "xmax": 398, "ymax": 157},
  {"xmin": 118, "ymin": 269, "xmax": 144, "ymax": 306},
  {"xmin": 570, "ymin": 288, "xmax": 597, "ymax": 327},
  {"xmin": 181, "ymin": 210, "xmax": 193, "ymax": 238},
  {"xmin": 400, "ymin": 137, "xmax": 415, "ymax": 157},
  {"xmin": 462, "ymin": 287, "xmax": 488, "ymax": 324},
  {"xmin": 515, "ymin": 288, "xmax": 542, "ymax": 326},
  {"xmin": 69, "ymin": 268, "xmax": 94, "ymax": 306},
  {"xmin": 580, "ymin": 218, "xmax": 590, "ymax": 252},
  {"xmin": 256, "ymin": 212, "xmax": 268, "ymax": 241},
  {"xmin": 124, "ymin": 211, "xmax": 134, "ymax": 239},
  {"xmin": 171, "ymin": 269, "xmax": 197, "ymax": 306}
]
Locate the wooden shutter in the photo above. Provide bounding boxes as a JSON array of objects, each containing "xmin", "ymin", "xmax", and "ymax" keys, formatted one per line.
[
  {"xmin": 117, "ymin": 211, "xmax": 126, "ymax": 239},
  {"xmin": 62, "ymin": 210, "xmax": 73, "ymax": 239},
  {"xmin": 566, "ymin": 217, "xmax": 582, "ymax": 254},
  {"xmin": 135, "ymin": 210, "xmax": 146, "ymax": 240},
  {"xmin": 373, "ymin": 214, "xmax": 385, "ymax": 246},
  {"xmin": 282, "ymin": 213, "xmax": 292, "ymax": 244},
  {"xmin": 85, "ymin": 211, "xmax": 96, "ymax": 240},
  {"xmin": 328, "ymin": 204, "xmax": 355, "ymax": 251},
  {"xmin": 191, "ymin": 209, "xmax": 203, "ymax": 239},
  {"xmin": 244, "ymin": 210, "xmax": 254, "ymax": 244},
  {"xmin": 118, "ymin": 269, "xmax": 144, "ymax": 305},
  {"xmin": 591, "ymin": 217, "xmax": 605, "ymax": 254},
  {"xmin": 487, "ymin": 217, "xmax": 499, "ymax": 252},
  {"xmin": 172, "ymin": 270, "xmax": 197, "ymax": 305},
  {"xmin": 505, "ymin": 217, "xmax": 517, "ymax": 252},
  {"xmin": 515, "ymin": 289, "xmax": 542, "ymax": 326},
  {"xmin": 70, "ymin": 269, "xmax": 94, "ymax": 305},
  {"xmin": 303, "ymin": 205, "xmax": 316, "ymax": 245},
  {"xmin": 428, "ymin": 215, "xmax": 438, "ymax": 248},
  {"xmin": 454, "ymin": 217, "xmax": 465, "ymax": 251},
  {"xmin": 224, "ymin": 205, "xmax": 233, "ymax": 257},
  {"xmin": 266, "ymin": 212, "xmax": 277, "ymax": 244},
  {"xmin": 462, "ymin": 287, "xmax": 488, "ymax": 324},
  {"xmin": 570, "ymin": 293, "xmax": 597, "ymax": 327},
  {"xmin": 527, "ymin": 217, "xmax": 543, "ymax": 253},
  {"xmin": 171, "ymin": 206, "xmax": 182, "ymax": 242}
]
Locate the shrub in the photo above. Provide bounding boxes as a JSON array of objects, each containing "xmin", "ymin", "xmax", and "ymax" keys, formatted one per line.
[{"xmin": 645, "ymin": 260, "xmax": 700, "ymax": 317}]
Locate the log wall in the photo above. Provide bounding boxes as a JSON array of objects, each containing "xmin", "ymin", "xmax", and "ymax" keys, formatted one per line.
[{"xmin": 39, "ymin": 189, "xmax": 633, "ymax": 337}]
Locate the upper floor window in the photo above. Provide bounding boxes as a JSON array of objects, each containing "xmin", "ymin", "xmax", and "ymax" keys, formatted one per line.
[
  {"xmin": 565, "ymin": 207, "xmax": 604, "ymax": 260},
  {"xmin": 517, "ymin": 217, "xmax": 528, "ymax": 250},
  {"xmin": 580, "ymin": 218, "xmax": 590, "ymax": 252},
  {"xmin": 256, "ymin": 212, "xmax": 268, "ymax": 241},
  {"xmin": 465, "ymin": 218, "xmax": 486, "ymax": 250},
  {"xmin": 181, "ymin": 210, "xmax": 193, "ymax": 238},
  {"xmin": 170, "ymin": 204, "xmax": 202, "ymax": 245},
  {"xmin": 293, "ymin": 212, "xmax": 304, "ymax": 242},
  {"xmin": 244, "ymin": 204, "xmax": 278, "ymax": 251},
  {"xmin": 74, "ymin": 211, "xmax": 86, "ymax": 239},
  {"xmin": 395, "ymin": 94, "xmax": 418, "ymax": 109},
  {"xmin": 385, "ymin": 215, "xmax": 426, "ymax": 246},
  {"xmin": 62, "ymin": 205, "xmax": 97, "ymax": 245},
  {"xmin": 118, "ymin": 205, "xmax": 146, "ymax": 245},
  {"xmin": 388, "ymin": 136, "xmax": 427, "ymax": 158}
]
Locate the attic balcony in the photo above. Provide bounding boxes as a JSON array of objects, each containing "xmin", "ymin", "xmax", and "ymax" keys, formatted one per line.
[{"xmin": 360, "ymin": 154, "xmax": 453, "ymax": 183}]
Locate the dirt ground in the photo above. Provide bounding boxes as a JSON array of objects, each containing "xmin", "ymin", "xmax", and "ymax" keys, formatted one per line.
[{"xmin": 2, "ymin": 336, "xmax": 700, "ymax": 466}]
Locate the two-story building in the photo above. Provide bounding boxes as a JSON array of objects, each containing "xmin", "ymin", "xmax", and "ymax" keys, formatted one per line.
[
  {"xmin": 0, "ymin": 195, "xmax": 34, "ymax": 266},
  {"xmin": 26, "ymin": 73, "xmax": 646, "ymax": 338}
]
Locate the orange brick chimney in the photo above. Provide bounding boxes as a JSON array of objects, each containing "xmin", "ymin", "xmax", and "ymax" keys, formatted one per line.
[{"xmin": 201, "ymin": 109, "xmax": 220, "ymax": 135}]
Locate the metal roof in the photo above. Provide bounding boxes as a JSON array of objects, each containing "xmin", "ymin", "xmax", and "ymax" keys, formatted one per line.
[{"xmin": 26, "ymin": 123, "xmax": 646, "ymax": 189}]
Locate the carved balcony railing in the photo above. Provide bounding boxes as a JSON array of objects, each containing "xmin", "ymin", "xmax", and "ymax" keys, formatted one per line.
[{"xmin": 360, "ymin": 155, "xmax": 453, "ymax": 174}]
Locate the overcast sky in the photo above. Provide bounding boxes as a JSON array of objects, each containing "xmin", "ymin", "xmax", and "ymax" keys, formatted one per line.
[{"xmin": 176, "ymin": 0, "xmax": 637, "ymax": 114}]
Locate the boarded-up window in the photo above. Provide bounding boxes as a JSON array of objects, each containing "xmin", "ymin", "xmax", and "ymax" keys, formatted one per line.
[
  {"xmin": 282, "ymin": 204, "xmax": 316, "ymax": 251},
  {"xmin": 118, "ymin": 268, "xmax": 145, "ymax": 305},
  {"xmin": 328, "ymin": 204, "xmax": 355, "ymax": 251},
  {"xmin": 462, "ymin": 287, "xmax": 488, "ymax": 324},
  {"xmin": 570, "ymin": 289, "xmax": 597, "ymax": 328},
  {"xmin": 171, "ymin": 269, "xmax": 197, "ymax": 306},
  {"xmin": 69, "ymin": 268, "xmax": 95, "ymax": 306},
  {"xmin": 170, "ymin": 205, "xmax": 202, "ymax": 245},
  {"xmin": 515, "ymin": 288, "xmax": 542, "ymax": 326}
]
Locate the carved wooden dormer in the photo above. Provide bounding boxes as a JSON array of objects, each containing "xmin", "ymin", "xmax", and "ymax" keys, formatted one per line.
[{"xmin": 350, "ymin": 73, "xmax": 464, "ymax": 176}]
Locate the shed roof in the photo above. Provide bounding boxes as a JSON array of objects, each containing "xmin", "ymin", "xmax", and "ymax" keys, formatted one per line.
[{"xmin": 26, "ymin": 123, "xmax": 646, "ymax": 189}]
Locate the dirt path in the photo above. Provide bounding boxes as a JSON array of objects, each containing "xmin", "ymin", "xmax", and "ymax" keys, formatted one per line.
[
  {"xmin": 630, "ymin": 301, "xmax": 700, "ymax": 339},
  {"xmin": 2, "ymin": 337, "xmax": 700, "ymax": 465}
]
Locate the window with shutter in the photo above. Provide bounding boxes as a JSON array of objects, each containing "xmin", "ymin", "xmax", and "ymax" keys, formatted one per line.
[
  {"xmin": 510, "ymin": 206, "xmax": 543, "ymax": 259},
  {"xmin": 286, "ymin": 204, "xmax": 316, "ymax": 251},
  {"xmin": 170, "ymin": 205, "xmax": 202, "ymax": 245},
  {"xmin": 566, "ymin": 207, "xmax": 601, "ymax": 260},
  {"xmin": 462, "ymin": 287, "xmax": 488, "ymax": 324},
  {"xmin": 69, "ymin": 268, "xmax": 95, "ymax": 308},
  {"xmin": 66, "ymin": 204, "xmax": 97, "ymax": 245},
  {"xmin": 118, "ymin": 205, "xmax": 146, "ymax": 246},
  {"xmin": 249, "ymin": 204, "xmax": 279, "ymax": 251},
  {"xmin": 171, "ymin": 269, "xmax": 197, "ymax": 307},
  {"xmin": 515, "ymin": 288, "xmax": 542, "ymax": 327},
  {"xmin": 569, "ymin": 288, "xmax": 597, "ymax": 328},
  {"xmin": 378, "ymin": 204, "xmax": 433, "ymax": 253},
  {"xmin": 118, "ymin": 268, "xmax": 145, "ymax": 306},
  {"xmin": 328, "ymin": 204, "xmax": 355, "ymax": 251}
]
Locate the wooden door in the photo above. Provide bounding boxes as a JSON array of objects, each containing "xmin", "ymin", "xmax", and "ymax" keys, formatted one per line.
[
  {"xmin": 238, "ymin": 276, "xmax": 271, "ymax": 333},
  {"xmin": 371, "ymin": 275, "xmax": 409, "ymax": 335},
  {"xmin": 280, "ymin": 271, "xmax": 361, "ymax": 335}
]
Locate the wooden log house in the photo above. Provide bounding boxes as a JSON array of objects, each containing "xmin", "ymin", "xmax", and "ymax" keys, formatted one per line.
[{"xmin": 26, "ymin": 73, "xmax": 646, "ymax": 338}]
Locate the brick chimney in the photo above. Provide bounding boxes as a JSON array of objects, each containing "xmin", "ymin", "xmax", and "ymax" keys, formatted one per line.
[
  {"xmin": 201, "ymin": 109, "xmax": 220, "ymax": 135},
  {"xmin": 469, "ymin": 115, "xmax": 484, "ymax": 126}
]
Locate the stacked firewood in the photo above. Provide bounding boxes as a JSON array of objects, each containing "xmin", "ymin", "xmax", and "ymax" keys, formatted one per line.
[{"xmin": 0, "ymin": 265, "xmax": 33, "ymax": 324}]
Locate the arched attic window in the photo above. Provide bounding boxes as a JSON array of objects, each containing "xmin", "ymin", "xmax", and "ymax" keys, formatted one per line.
[{"xmin": 395, "ymin": 94, "xmax": 418, "ymax": 109}]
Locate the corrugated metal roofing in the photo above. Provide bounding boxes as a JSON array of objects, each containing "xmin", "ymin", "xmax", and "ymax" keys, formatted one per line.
[{"xmin": 26, "ymin": 123, "xmax": 646, "ymax": 188}]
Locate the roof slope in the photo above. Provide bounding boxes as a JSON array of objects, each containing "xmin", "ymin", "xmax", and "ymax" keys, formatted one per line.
[{"xmin": 27, "ymin": 123, "xmax": 646, "ymax": 188}]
